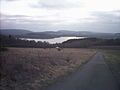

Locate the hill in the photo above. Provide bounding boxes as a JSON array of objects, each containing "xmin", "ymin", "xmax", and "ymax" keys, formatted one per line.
[
  {"xmin": 19, "ymin": 30, "xmax": 119, "ymax": 39},
  {"xmin": 62, "ymin": 38, "xmax": 120, "ymax": 48},
  {"xmin": 0, "ymin": 29, "xmax": 32, "ymax": 35},
  {"xmin": 1, "ymin": 34, "xmax": 120, "ymax": 49},
  {"xmin": 0, "ymin": 29, "xmax": 119, "ymax": 39}
]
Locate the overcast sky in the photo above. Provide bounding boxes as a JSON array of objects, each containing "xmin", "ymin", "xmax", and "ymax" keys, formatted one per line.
[{"xmin": 0, "ymin": 0, "xmax": 120, "ymax": 33}]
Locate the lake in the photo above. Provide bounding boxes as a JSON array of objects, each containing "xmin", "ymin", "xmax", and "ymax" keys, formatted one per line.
[{"xmin": 20, "ymin": 37, "xmax": 85, "ymax": 44}]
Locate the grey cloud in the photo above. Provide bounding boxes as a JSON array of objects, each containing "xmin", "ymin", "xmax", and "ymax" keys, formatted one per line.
[
  {"xmin": 1, "ymin": 13, "xmax": 30, "ymax": 18},
  {"xmin": 50, "ymin": 11, "xmax": 120, "ymax": 33},
  {"xmin": 1, "ymin": 13, "xmax": 69, "ymax": 25},
  {"xmin": 31, "ymin": 0, "xmax": 82, "ymax": 9},
  {"xmin": 1, "ymin": 14, "xmax": 61, "ymax": 25},
  {"xmin": 1, "ymin": 14, "xmax": 32, "ymax": 23},
  {"xmin": 110, "ymin": 10, "xmax": 120, "ymax": 13},
  {"xmin": 1, "ymin": 10, "xmax": 120, "ymax": 33},
  {"xmin": 92, "ymin": 11, "xmax": 120, "ymax": 24},
  {"xmin": 1, "ymin": 0, "xmax": 18, "ymax": 1},
  {"xmin": 1, "ymin": 20, "xmax": 54, "ymax": 31}
]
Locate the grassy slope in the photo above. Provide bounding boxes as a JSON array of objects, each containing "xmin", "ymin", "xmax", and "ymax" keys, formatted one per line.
[
  {"xmin": 0, "ymin": 48, "xmax": 96, "ymax": 90},
  {"xmin": 103, "ymin": 50, "xmax": 120, "ymax": 86}
]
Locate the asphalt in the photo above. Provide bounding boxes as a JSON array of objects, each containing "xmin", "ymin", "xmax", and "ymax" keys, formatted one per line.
[{"xmin": 45, "ymin": 52, "xmax": 119, "ymax": 90}]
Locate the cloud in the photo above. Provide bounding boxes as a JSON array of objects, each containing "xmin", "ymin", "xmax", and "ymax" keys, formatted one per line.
[
  {"xmin": 31, "ymin": 0, "xmax": 83, "ymax": 9},
  {"xmin": 1, "ymin": 0, "xmax": 17, "ymax": 1},
  {"xmin": 0, "ymin": 0, "xmax": 120, "ymax": 33},
  {"xmin": 92, "ymin": 11, "xmax": 120, "ymax": 24},
  {"xmin": 1, "ymin": 10, "xmax": 120, "ymax": 33}
]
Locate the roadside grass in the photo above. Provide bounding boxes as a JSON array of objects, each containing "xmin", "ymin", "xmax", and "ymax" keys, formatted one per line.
[
  {"xmin": 0, "ymin": 48, "xmax": 96, "ymax": 90},
  {"xmin": 103, "ymin": 50, "xmax": 120, "ymax": 86}
]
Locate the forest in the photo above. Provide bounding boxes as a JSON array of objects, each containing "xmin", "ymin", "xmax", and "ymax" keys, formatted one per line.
[{"xmin": 0, "ymin": 34, "xmax": 120, "ymax": 49}]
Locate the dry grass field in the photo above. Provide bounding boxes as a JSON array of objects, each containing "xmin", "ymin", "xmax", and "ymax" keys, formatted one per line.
[
  {"xmin": 103, "ymin": 50, "xmax": 120, "ymax": 86},
  {"xmin": 0, "ymin": 48, "xmax": 96, "ymax": 90}
]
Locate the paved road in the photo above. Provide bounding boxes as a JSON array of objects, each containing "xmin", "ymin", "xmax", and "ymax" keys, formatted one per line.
[{"xmin": 45, "ymin": 52, "xmax": 119, "ymax": 90}]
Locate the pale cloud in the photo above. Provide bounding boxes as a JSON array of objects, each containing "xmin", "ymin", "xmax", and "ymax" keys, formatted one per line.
[
  {"xmin": 81, "ymin": 0, "xmax": 120, "ymax": 11},
  {"xmin": 0, "ymin": 0, "xmax": 120, "ymax": 32},
  {"xmin": 32, "ymin": 0, "xmax": 83, "ymax": 9}
]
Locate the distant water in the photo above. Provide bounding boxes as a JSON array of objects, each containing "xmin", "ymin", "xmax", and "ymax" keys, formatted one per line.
[{"xmin": 20, "ymin": 37, "xmax": 85, "ymax": 44}]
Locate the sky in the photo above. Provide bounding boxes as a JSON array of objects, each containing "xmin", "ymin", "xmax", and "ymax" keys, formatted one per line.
[{"xmin": 0, "ymin": 0, "xmax": 120, "ymax": 33}]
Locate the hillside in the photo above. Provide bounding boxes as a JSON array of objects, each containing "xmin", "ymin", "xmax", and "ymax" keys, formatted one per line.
[
  {"xmin": 0, "ymin": 29, "xmax": 32, "ymax": 35},
  {"xmin": 62, "ymin": 38, "xmax": 120, "ymax": 48},
  {"xmin": 0, "ymin": 35, "xmax": 120, "ymax": 49},
  {"xmin": 0, "ymin": 29, "xmax": 119, "ymax": 39},
  {"xmin": 22, "ymin": 30, "xmax": 117, "ymax": 39}
]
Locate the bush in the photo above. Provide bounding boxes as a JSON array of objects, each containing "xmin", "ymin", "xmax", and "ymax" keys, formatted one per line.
[{"xmin": 0, "ymin": 46, "xmax": 8, "ymax": 52}]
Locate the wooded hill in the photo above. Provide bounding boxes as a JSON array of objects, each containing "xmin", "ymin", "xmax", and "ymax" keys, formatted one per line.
[
  {"xmin": 1, "ymin": 29, "xmax": 120, "ymax": 39},
  {"xmin": 0, "ymin": 34, "xmax": 120, "ymax": 49}
]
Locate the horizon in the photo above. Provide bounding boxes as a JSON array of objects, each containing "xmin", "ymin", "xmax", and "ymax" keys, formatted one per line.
[
  {"xmin": 0, "ymin": 0, "xmax": 120, "ymax": 33},
  {"xmin": 1, "ymin": 28, "xmax": 120, "ymax": 34}
]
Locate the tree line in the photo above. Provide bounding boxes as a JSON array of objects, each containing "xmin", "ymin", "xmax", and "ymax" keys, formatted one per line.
[{"xmin": 0, "ymin": 34, "xmax": 120, "ymax": 49}]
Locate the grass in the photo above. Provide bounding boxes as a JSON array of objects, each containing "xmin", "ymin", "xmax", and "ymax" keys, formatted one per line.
[
  {"xmin": 0, "ymin": 48, "xmax": 96, "ymax": 90},
  {"xmin": 0, "ymin": 46, "xmax": 8, "ymax": 51},
  {"xmin": 103, "ymin": 50, "xmax": 120, "ymax": 86}
]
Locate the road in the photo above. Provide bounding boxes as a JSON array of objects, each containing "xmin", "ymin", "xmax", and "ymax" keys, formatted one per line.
[{"xmin": 44, "ymin": 52, "xmax": 119, "ymax": 90}]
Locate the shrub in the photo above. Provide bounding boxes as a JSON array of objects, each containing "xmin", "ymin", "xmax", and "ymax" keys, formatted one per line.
[{"xmin": 0, "ymin": 46, "xmax": 8, "ymax": 52}]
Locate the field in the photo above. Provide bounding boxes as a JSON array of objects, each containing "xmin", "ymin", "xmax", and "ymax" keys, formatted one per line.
[
  {"xmin": 0, "ymin": 48, "xmax": 96, "ymax": 90},
  {"xmin": 103, "ymin": 50, "xmax": 120, "ymax": 86}
]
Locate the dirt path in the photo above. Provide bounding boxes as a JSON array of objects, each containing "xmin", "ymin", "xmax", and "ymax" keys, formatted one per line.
[{"xmin": 45, "ymin": 52, "xmax": 119, "ymax": 90}]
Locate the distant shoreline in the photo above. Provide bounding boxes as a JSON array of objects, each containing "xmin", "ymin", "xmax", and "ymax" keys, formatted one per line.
[{"xmin": 20, "ymin": 36, "xmax": 86, "ymax": 44}]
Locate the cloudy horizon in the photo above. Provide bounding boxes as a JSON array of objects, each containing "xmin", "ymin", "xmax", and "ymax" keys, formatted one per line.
[{"xmin": 0, "ymin": 0, "xmax": 120, "ymax": 33}]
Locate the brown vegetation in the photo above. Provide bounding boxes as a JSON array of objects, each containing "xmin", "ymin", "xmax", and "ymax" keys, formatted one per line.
[
  {"xmin": 103, "ymin": 50, "xmax": 120, "ymax": 86},
  {"xmin": 0, "ymin": 48, "xmax": 96, "ymax": 90}
]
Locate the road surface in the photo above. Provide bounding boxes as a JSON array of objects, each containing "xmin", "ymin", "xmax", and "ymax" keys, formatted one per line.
[{"xmin": 45, "ymin": 52, "xmax": 119, "ymax": 90}]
